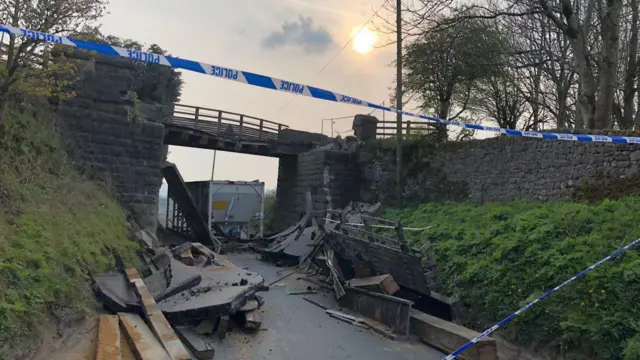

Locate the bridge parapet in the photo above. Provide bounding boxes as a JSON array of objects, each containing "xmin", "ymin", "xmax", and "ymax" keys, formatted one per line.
[{"xmin": 171, "ymin": 104, "xmax": 289, "ymax": 142}]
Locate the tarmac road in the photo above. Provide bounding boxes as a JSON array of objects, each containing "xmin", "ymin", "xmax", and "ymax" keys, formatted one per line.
[{"xmin": 211, "ymin": 253, "xmax": 445, "ymax": 360}]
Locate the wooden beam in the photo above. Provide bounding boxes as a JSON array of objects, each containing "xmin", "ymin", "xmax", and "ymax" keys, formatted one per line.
[
  {"xmin": 119, "ymin": 313, "xmax": 171, "ymax": 360},
  {"xmin": 126, "ymin": 269, "xmax": 191, "ymax": 360},
  {"xmin": 96, "ymin": 315, "xmax": 121, "ymax": 360}
]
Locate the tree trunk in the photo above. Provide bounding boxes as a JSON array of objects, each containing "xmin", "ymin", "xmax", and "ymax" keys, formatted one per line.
[
  {"xmin": 575, "ymin": 81, "xmax": 585, "ymax": 129},
  {"xmin": 0, "ymin": 96, "xmax": 9, "ymax": 125},
  {"xmin": 436, "ymin": 98, "xmax": 450, "ymax": 142},
  {"xmin": 593, "ymin": 0, "xmax": 623, "ymax": 129},
  {"xmin": 558, "ymin": 90, "xmax": 567, "ymax": 129},
  {"xmin": 635, "ymin": 73, "xmax": 640, "ymax": 129},
  {"xmin": 625, "ymin": 0, "xmax": 640, "ymax": 129},
  {"xmin": 531, "ymin": 66, "xmax": 542, "ymax": 129}
]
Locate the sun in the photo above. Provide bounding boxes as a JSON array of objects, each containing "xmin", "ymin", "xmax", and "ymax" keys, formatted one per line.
[{"xmin": 352, "ymin": 27, "xmax": 377, "ymax": 54}]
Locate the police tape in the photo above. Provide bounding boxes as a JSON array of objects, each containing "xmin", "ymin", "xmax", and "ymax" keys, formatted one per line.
[
  {"xmin": 3, "ymin": 23, "xmax": 640, "ymax": 145},
  {"xmin": 442, "ymin": 236, "xmax": 640, "ymax": 360}
]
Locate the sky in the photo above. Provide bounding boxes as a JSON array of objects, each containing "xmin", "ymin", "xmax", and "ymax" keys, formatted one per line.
[{"xmin": 100, "ymin": 0, "xmax": 398, "ymax": 191}]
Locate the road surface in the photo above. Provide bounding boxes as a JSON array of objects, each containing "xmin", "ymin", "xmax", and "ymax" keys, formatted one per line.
[{"xmin": 211, "ymin": 252, "xmax": 445, "ymax": 360}]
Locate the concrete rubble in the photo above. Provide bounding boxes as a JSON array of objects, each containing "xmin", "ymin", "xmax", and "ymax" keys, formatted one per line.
[{"xmin": 93, "ymin": 241, "xmax": 267, "ymax": 360}]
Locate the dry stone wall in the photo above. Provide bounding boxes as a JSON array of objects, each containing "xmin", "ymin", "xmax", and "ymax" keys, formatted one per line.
[{"xmin": 359, "ymin": 136, "xmax": 640, "ymax": 204}]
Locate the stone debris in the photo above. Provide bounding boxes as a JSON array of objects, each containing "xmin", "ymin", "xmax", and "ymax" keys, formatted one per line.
[
  {"xmin": 261, "ymin": 192, "xmax": 321, "ymax": 265},
  {"xmin": 238, "ymin": 299, "xmax": 259, "ymax": 311},
  {"xmin": 93, "ymin": 240, "xmax": 267, "ymax": 359},
  {"xmin": 347, "ymin": 274, "xmax": 399, "ymax": 296},
  {"xmin": 196, "ymin": 319, "xmax": 216, "ymax": 335},
  {"xmin": 217, "ymin": 315, "xmax": 230, "ymax": 340},
  {"xmin": 179, "ymin": 248, "xmax": 195, "ymax": 266},
  {"xmin": 243, "ymin": 309, "xmax": 263, "ymax": 331},
  {"xmin": 175, "ymin": 326, "xmax": 216, "ymax": 360},
  {"xmin": 93, "ymin": 272, "xmax": 142, "ymax": 313}
]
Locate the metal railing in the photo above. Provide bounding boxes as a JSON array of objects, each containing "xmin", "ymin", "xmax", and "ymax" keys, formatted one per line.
[
  {"xmin": 172, "ymin": 104, "xmax": 289, "ymax": 142},
  {"xmin": 376, "ymin": 120, "xmax": 436, "ymax": 139}
]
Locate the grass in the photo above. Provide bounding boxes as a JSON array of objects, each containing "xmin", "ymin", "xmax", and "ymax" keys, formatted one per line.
[
  {"xmin": 0, "ymin": 108, "xmax": 141, "ymax": 354},
  {"xmin": 385, "ymin": 199, "xmax": 640, "ymax": 360}
]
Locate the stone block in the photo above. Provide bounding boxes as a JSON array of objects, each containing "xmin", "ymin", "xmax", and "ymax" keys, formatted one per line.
[{"xmin": 410, "ymin": 310, "xmax": 497, "ymax": 360}]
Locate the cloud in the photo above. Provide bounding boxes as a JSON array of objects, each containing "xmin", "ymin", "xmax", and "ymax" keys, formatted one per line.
[{"xmin": 262, "ymin": 16, "xmax": 334, "ymax": 54}]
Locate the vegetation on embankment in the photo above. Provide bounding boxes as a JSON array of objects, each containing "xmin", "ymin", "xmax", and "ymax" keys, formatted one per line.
[
  {"xmin": 385, "ymin": 198, "xmax": 640, "ymax": 360},
  {"xmin": 0, "ymin": 108, "xmax": 141, "ymax": 355}
]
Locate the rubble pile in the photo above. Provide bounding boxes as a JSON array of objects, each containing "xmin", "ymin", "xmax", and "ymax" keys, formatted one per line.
[
  {"xmin": 256, "ymin": 194, "xmax": 447, "ymax": 338},
  {"xmin": 93, "ymin": 242, "xmax": 265, "ymax": 360}
]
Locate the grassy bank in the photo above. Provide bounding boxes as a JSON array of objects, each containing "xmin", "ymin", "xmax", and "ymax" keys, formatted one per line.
[
  {"xmin": 0, "ymin": 109, "xmax": 141, "ymax": 353},
  {"xmin": 385, "ymin": 199, "xmax": 640, "ymax": 359}
]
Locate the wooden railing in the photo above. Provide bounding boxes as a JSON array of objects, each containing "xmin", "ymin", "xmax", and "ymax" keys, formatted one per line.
[
  {"xmin": 172, "ymin": 104, "xmax": 289, "ymax": 142},
  {"xmin": 376, "ymin": 120, "xmax": 436, "ymax": 139}
]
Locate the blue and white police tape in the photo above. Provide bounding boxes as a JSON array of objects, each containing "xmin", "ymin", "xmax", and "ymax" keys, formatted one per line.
[
  {"xmin": 3, "ymin": 23, "xmax": 640, "ymax": 145},
  {"xmin": 442, "ymin": 236, "xmax": 640, "ymax": 360}
]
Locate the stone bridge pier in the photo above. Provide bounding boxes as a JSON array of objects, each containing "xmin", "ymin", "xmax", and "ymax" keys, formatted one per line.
[
  {"xmin": 53, "ymin": 51, "xmax": 169, "ymax": 233},
  {"xmin": 273, "ymin": 146, "xmax": 361, "ymax": 231}
]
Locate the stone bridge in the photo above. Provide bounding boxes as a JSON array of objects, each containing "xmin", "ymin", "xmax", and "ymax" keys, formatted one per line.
[{"xmin": 53, "ymin": 51, "xmax": 358, "ymax": 234}]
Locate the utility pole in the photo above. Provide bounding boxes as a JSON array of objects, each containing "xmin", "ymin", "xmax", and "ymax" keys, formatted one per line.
[{"xmin": 395, "ymin": 0, "xmax": 403, "ymax": 203}]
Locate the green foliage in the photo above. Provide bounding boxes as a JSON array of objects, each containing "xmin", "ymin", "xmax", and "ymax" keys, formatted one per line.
[
  {"xmin": 263, "ymin": 189, "xmax": 277, "ymax": 233},
  {"xmin": 385, "ymin": 199, "xmax": 640, "ymax": 359},
  {"xmin": 0, "ymin": 109, "xmax": 141, "ymax": 353},
  {"xmin": 625, "ymin": 334, "xmax": 640, "ymax": 360}
]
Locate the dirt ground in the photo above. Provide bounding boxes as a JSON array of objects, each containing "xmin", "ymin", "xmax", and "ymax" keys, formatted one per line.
[{"xmin": 33, "ymin": 315, "xmax": 136, "ymax": 360}]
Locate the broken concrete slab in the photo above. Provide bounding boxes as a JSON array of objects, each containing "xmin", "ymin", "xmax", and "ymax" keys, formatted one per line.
[
  {"xmin": 127, "ymin": 269, "xmax": 191, "ymax": 360},
  {"xmin": 145, "ymin": 265, "xmax": 172, "ymax": 301},
  {"xmin": 175, "ymin": 326, "xmax": 216, "ymax": 360},
  {"xmin": 347, "ymin": 274, "xmax": 399, "ymax": 295},
  {"xmin": 158, "ymin": 258, "xmax": 265, "ymax": 323},
  {"xmin": 410, "ymin": 310, "xmax": 498, "ymax": 360},
  {"xmin": 162, "ymin": 260, "xmax": 202, "ymax": 300},
  {"xmin": 119, "ymin": 313, "xmax": 172, "ymax": 360},
  {"xmin": 152, "ymin": 248, "xmax": 173, "ymax": 270},
  {"xmin": 282, "ymin": 226, "xmax": 319, "ymax": 258},
  {"xmin": 96, "ymin": 315, "xmax": 121, "ymax": 360},
  {"xmin": 191, "ymin": 243, "xmax": 216, "ymax": 258},
  {"xmin": 93, "ymin": 272, "xmax": 141, "ymax": 313},
  {"xmin": 143, "ymin": 259, "xmax": 203, "ymax": 303}
]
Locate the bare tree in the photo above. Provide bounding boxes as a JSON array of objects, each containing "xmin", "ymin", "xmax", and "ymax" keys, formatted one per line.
[
  {"xmin": 473, "ymin": 70, "xmax": 528, "ymax": 129},
  {"xmin": 620, "ymin": 0, "xmax": 640, "ymax": 129}
]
